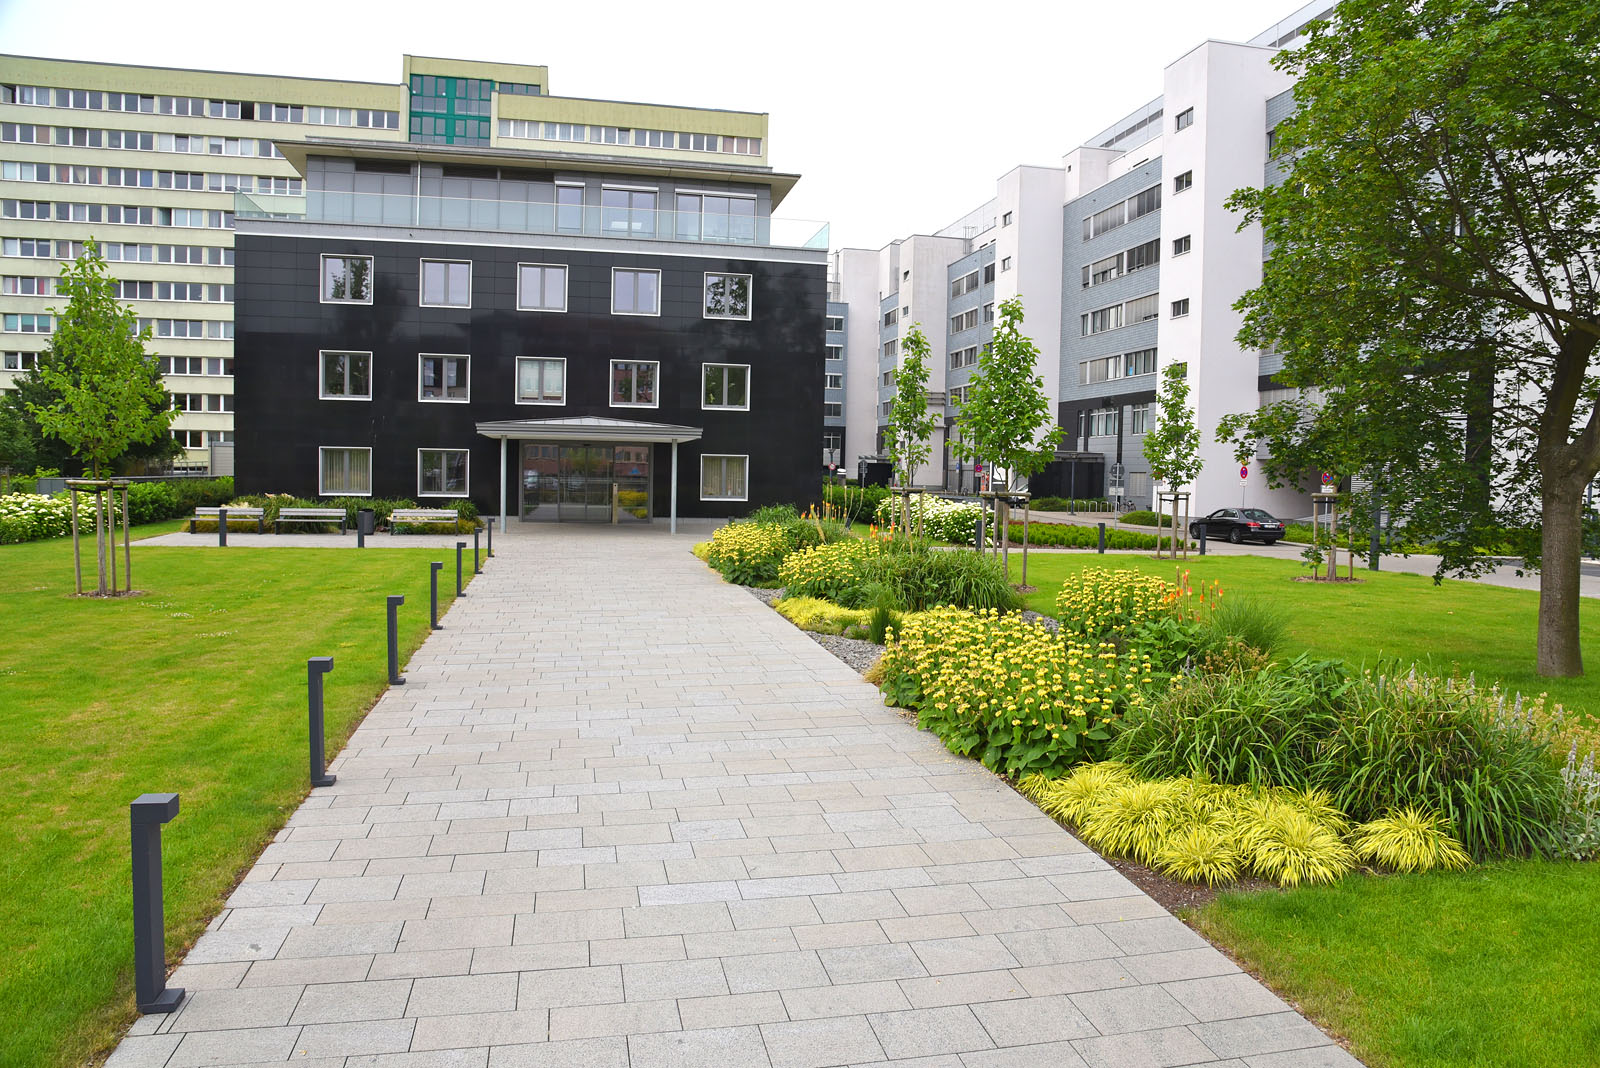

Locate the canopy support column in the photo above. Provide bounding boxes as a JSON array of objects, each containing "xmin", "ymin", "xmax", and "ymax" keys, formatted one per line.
[
  {"xmin": 670, "ymin": 440, "xmax": 679, "ymax": 535},
  {"xmin": 499, "ymin": 436, "xmax": 508, "ymax": 532}
]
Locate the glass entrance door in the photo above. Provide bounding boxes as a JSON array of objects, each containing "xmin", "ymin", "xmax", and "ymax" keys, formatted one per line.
[{"xmin": 519, "ymin": 442, "xmax": 652, "ymax": 522}]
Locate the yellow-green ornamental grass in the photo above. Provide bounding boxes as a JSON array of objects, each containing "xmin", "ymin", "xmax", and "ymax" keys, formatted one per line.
[
  {"xmin": 773, "ymin": 596, "xmax": 870, "ymax": 635},
  {"xmin": 879, "ymin": 607, "xmax": 1152, "ymax": 773},
  {"xmin": 1022, "ymin": 764, "xmax": 1475, "ymax": 888}
]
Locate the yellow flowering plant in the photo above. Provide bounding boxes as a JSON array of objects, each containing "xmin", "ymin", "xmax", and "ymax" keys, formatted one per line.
[
  {"xmin": 704, "ymin": 522, "xmax": 793, "ymax": 585},
  {"xmin": 778, "ymin": 537, "xmax": 886, "ymax": 602},
  {"xmin": 877, "ymin": 606, "xmax": 1149, "ymax": 774}
]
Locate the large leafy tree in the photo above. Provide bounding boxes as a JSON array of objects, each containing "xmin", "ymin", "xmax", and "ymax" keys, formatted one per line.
[
  {"xmin": 1221, "ymin": 0, "xmax": 1600, "ymax": 677},
  {"xmin": 954, "ymin": 296, "xmax": 1064, "ymax": 572},
  {"xmin": 884, "ymin": 324, "xmax": 938, "ymax": 532},
  {"xmin": 27, "ymin": 241, "xmax": 174, "ymax": 478}
]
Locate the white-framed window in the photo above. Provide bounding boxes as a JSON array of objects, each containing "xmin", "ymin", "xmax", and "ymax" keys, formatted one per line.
[
  {"xmin": 950, "ymin": 309, "xmax": 979, "ymax": 333},
  {"xmin": 1174, "ymin": 170, "xmax": 1193, "ymax": 193},
  {"xmin": 419, "ymin": 353, "xmax": 469, "ymax": 402},
  {"xmin": 882, "ymin": 339, "xmax": 899, "ymax": 359},
  {"xmin": 1126, "ymin": 293, "xmax": 1160, "ymax": 323},
  {"xmin": 319, "ymin": 350, "xmax": 371, "ymax": 400},
  {"xmin": 826, "ymin": 345, "xmax": 842, "ymax": 361},
  {"xmin": 983, "ymin": 303, "xmax": 994, "ymax": 323},
  {"xmin": 611, "ymin": 359, "xmax": 659, "ymax": 407},
  {"xmin": 883, "ymin": 308, "xmax": 898, "ymax": 327},
  {"xmin": 320, "ymin": 254, "xmax": 372, "ymax": 303},
  {"xmin": 825, "ymin": 373, "xmax": 843, "ymax": 389},
  {"xmin": 2, "ymin": 351, "xmax": 38, "ymax": 371},
  {"xmin": 1175, "ymin": 107, "xmax": 1194, "ymax": 131},
  {"xmin": 515, "ymin": 357, "xmax": 566, "ymax": 404},
  {"xmin": 555, "ymin": 183, "xmax": 584, "ymax": 232},
  {"xmin": 1172, "ymin": 298, "xmax": 1191, "ymax": 318},
  {"xmin": 1001, "ymin": 256, "xmax": 1012, "ymax": 271},
  {"xmin": 517, "ymin": 263, "xmax": 567, "ymax": 312},
  {"xmin": 418, "ymin": 448, "xmax": 469, "ymax": 497},
  {"xmin": 319, "ymin": 446, "xmax": 371, "ymax": 496},
  {"xmin": 601, "ymin": 186, "xmax": 657, "ymax": 235},
  {"xmin": 823, "ymin": 402, "xmax": 842, "ymax": 418},
  {"xmin": 1088, "ymin": 409, "xmax": 1119, "ymax": 437},
  {"xmin": 703, "ymin": 272, "xmax": 752, "ymax": 320},
  {"xmin": 1081, "ymin": 303, "xmax": 1124, "ymax": 337},
  {"xmin": 1129, "ymin": 403, "xmax": 1153, "ymax": 434},
  {"xmin": 1173, "ymin": 234, "xmax": 1192, "ymax": 256},
  {"xmin": 951, "ymin": 270, "xmax": 980, "ymax": 298},
  {"xmin": 1002, "ymin": 211, "xmax": 1014, "ymax": 226},
  {"xmin": 825, "ymin": 315, "xmax": 844, "ymax": 331},
  {"xmin": 702, "ymin": 363, "xmax": 750, "ymax": 410},
  {"xmin": 420, "ymin": 258, "xmax": 471, "ymax": 308},
  {"xmin": 700, "ymin": 454, "xmax": 748, "ymax": 501},
  {"xmin": 983, "ymin": 263, "xmax": 996, "ymax": 284},
  {"xmin": 612, "ymin": 268, "xmax": 661, "ymax": 316}
]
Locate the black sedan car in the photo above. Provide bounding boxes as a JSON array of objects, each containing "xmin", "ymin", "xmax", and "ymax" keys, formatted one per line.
[{"xmin": 1189, "ymin": 508, "xmax": 1285, "ymax": 544}]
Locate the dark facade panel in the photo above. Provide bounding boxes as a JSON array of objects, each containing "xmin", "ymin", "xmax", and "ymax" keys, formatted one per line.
[{"xmin": 234, "ymin": 233, "xmax": 825, "ymax": 518}]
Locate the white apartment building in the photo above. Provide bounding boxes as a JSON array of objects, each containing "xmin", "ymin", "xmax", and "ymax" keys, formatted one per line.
[{"xmin": 832, "ymin": 0, "xmax": 1332, "ymax": 515}]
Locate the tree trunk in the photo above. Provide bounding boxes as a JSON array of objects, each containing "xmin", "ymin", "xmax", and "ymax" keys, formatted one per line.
[{"xmin": 1538, "ymin": 477, "xmax": 1585, "ymax": 677}]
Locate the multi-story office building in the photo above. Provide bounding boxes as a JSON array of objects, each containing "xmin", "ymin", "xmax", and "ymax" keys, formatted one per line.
[
  {"xmin": 832, "ymin": 0, "xmax": 1331, "ymax": 515},
  {"xmin": 0, "ymin": 54, "xmax": 811, "ymax": 483}
]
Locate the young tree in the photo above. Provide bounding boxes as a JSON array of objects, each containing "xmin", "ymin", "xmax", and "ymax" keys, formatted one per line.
[
  {"xmin": 27, "ymin": 241, "xmax": 174, "ymax": 593},
  {"xmin": 953, "ymin": 296, "xmax": 1064, "ymax": 575},
  {"xmin": 1142, "ymin": 363, "xmax": 1203, "ymax": 558},
  {"xmin": 1221, "ymin": 0, "xmax": 1600, "ymax": 677},
  {"xmin": 884, "ymin": 324, "xmax": 938, "ymax": 534}
]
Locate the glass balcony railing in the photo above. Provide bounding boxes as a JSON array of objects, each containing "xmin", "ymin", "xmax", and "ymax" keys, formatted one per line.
[{"xmin": 234, "ymin": 192, "xmax": 830, "ymax": 251}]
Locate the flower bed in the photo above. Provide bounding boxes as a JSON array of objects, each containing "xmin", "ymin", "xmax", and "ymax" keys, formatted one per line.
[{"xmin": 0, "ymin": 494, "xmax": 97, "ymax": 544}]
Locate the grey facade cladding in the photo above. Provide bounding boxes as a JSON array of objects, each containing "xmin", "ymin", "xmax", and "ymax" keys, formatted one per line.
[
  {"xmin": 824, "ymin": 299, "xmax": 846, "ymax": 428},
  {"xmin": 944, "ymin": 245, "xmax": 995, "ymax": 396},
  {"xmin": 877, "ymin": 291, "xmax": 899, "ymax": 425},
  {"xmin": 1059, "ymin": 158, "xmax": 1165, "ymax": 408},
  {"xmin": 1258, "ymin": 88, "xmax": 1297, "ymax": 379}
]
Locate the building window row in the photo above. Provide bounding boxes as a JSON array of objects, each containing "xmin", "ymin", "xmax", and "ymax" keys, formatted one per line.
[
  {"xmin": 172, "ymin": 429, "xmax": 231, "ymax": 449},
  {"xmin": 1, "ymin": 275, "xmax": 54, "ymax": 295},
  {"xmin": 1080, "ymin": 347, "xmax": 1157, "ymax": 385},
  {"xmin": 1081, "ymin": 292, "xmax": 1159, "ymax": 337},
  {"xmin": 2, "ymin": 350, "xmax": 38, "ymax": 370},
  {"xmin": 0, "ymin": 161, "xmax": 302, "ymax": 195},
  {"xmin": 2, "ymin": 200, "xmax": 232, "ymax": 229},
  {"xmin": 949, "ymin": 385, "xmax": 969, "ymax": 406},
  {"xmin": 951, "ymin": 268, "xmax": 984, "ymax": 298},
  {"xmin": 2, "ymin": 313, "xmax": 50, "ymax": 333},
  {"xmin": 949, "ymin": 345, "xmax": 979, "ymax": 370},
  {"xmin": 319, "ymin": 350, "xmax": 754, "ymax": 412},
  {"xmin": 161, "ymin": 356, "xmax": 234, "ymax": 377},
  {"xmin": 950, "ymin": 307, "xmax": 981, "ymax": 334},
  {"xmin": 170, "ymin": 392, "xmax": 234, "ymax": 412},
  {"xmin": 1081, "ymin": 182, "xmax": 1162, "ymax": 241},
  {"xmin": 319, "ymin": 255, "xmax": 751, "ymax": 321},
  {"xmin": 1, "ymin": 84, "xmax": 401, "ymax": 129},
  {"xmin": 143, "ymin": 318, "xmax": 233, "ymax": 339},
  {"xmin": 113, "ymin": 280, "xmax": 234, "ymax": 303},
  {"xmin": 496, "ymin": 119, "xmax": 762, "ymax": 157},
  {"xmin": 1081, "ymin": 238, "xmax": 1160, "ymax": 289}
]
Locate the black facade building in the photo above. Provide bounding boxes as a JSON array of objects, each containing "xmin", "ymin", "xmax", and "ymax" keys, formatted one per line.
[{"xmin": 233, "ymin": 141, "xmax": 828, "ymax": 526}]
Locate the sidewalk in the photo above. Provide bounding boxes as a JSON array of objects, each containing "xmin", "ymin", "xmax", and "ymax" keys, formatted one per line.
[{"xmin": 109, "ymin": 523, "xmax": 1357, "ymax": 1068}]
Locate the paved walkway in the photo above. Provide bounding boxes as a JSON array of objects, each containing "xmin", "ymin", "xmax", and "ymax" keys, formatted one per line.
[{"xmin": 111, "ymin": 524, "xmax": 1358, "ymax": 1068}]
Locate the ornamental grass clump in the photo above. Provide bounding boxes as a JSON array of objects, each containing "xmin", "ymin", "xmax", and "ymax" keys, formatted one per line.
[
  {"xmin": 1350, "ymin": 807, "xmax": 1473, "ymax": 873},
  {"xmin": 772, "ymin": 596, "xmax": 871, "ymax": 636},
  {"xmin": 878, "ymin": 607, "xmax": 1148, "ymax": 774},
  {"xmin": 705, "ymin": 522, "xmax": 793, "ymax": 586}
]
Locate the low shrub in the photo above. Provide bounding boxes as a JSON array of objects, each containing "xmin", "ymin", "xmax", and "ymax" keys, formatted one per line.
[
  {"xmin": 1120, "ymin": 509, "xmax": 1163, "ymax": 526},
  {"xmin": 778, "ymin": 538, "xmax": 884, "ymax": 603},
  {"xmin": 705, "ymin": 523, "xmax": 792, "ymax": 586},
  {"xmin": 0, "ymin": 493, "xmax": 98, "ymax": 543},
  {"xmin": 879, "ymin": 608, "xmax": 1148, "ymax": 774},
  {"xmin": 1112, "ymin": 659, "xmax": 1567, "ymax": 859},
  {"xmin": 1030, "ymin": 497, "xmax": 1109, "ymax": 513},
  {"xmin": 1007, "ymin": 522, "xmax": 1182, "ymax": 551},
  {"xmin": 822, "ymin": 482, "xmax": 890, "ymax": 524},
  {"xmin": 860, "ymin": 544, "xmax": 1021, "ymax": 612},
  {"xmin": 773, "ymin": 596, "xmax": 871, "ymax": 635},
  {"xmin": 874, "ymin": 493, "xmax": 984, "ymax": 544}
]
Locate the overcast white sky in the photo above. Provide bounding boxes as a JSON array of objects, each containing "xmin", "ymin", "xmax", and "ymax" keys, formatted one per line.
[{"xmin": 0, "ymin": 0, "xmax": 1298, "ymax": 251}]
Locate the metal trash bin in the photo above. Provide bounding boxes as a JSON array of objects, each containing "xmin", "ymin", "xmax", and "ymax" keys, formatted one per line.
[{"xmin": 357, "ymin": 508, "xmax": 376, "ymax": 536}]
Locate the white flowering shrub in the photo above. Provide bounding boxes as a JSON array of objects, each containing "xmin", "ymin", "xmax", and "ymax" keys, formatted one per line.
[
  {"xmin": 0, "ymin": 493, "xmax": 108, "ymax": 544},
  {"xmin": 873, "ymin": 493, "xmax": 987, "ymax": 544}
]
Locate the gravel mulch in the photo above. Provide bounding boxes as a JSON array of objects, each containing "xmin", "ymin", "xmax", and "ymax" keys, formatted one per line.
[{"xmin": 740, "ymin": 584, "xmax": 882, "ymax": 675}]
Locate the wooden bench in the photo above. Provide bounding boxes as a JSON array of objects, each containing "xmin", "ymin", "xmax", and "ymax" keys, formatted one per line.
[
  {"xmin": 274, "ymin": 507, "xmax": 347, "ymax": 535},
  {"xmin": 187, "ymin": 506, "xmax": 264, "ymax": 533},
  {"xmin": 388, "ymin": 508, "xmax": 460, "ymax": 534}
]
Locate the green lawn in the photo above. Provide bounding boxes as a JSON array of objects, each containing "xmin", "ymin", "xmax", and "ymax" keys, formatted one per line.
[
  {"xmin": 0, "ymin": 528, "xmax": 469, "ymax": 1068},
  {"xmin": 1018, "ymin": 550, "xmax": 1600, "ymax": 1065},
  {"xmin": 1192, "ymin": 863, "xmax": 1600, "ymax": 1068},
  {"xmin": 1020, "ymin": 551, "xmax": 1600, "ymax": 729}
]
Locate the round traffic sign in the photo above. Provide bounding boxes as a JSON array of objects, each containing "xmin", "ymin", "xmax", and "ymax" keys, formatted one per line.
[{"xmin": 1239, "ymin": 464, "xmax": 1249, "ymax": 480}]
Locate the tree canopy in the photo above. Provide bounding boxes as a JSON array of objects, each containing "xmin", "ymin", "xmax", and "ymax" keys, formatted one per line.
[
  {"xmin": 885, "ymin": 324, "xmax": 938, "ymax": 492},
  {"xmin": 1143, "ymin": 363, "xmax": 1203, "ymax": 491},
  {"xmin": 1220, "ymin": 0, "xmax": 1600, "ymax": 676},
  {"xmin": 953, "ymin": 296, "xmax": 1062, "ymax": 486},
  {"xmin": 25, "ymin": 241, "xmax": 175, "ymax": 478}
]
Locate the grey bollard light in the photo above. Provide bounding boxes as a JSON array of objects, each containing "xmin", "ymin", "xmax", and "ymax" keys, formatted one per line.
[
  {"xmin": 430, "ymin": 561, "xmax": 442, "ymax": 630},
  {"xmin": 217, "ymin": 507, "xmax": 228, "ymax": 548},
  {"xmin": 474, "ymin": 527, "xmax": 481, "ymax": 574},
  {"xmin": 386, "ymin": 595, "xmax": 406, "ymax": 686},
  {"xmin": 308, "ymin": 656, "xmax": 336, "ymax": 787},
  {"xmin": 456, "ymin": 541, "xmax": 465, "ymax": 596},
  {"xmin": 357, "ymin": 518, "xmax": 365, "ymax": 549},
  {"xmin": 131, "ymin": 793, "xmax": 184, "ymax": 1014},
  {"xmin": 1097, "ymin": 522, "xmax": 1106, "ymax": 553},
  {"xmin": 1198, "ymin": 524, "xmax": 1208, "ymax": 555}
]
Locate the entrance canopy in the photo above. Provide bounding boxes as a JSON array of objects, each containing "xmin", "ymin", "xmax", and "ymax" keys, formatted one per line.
[{"xmin": 476, "ymin": 417, "xmax": 703, "ymax": 533}]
